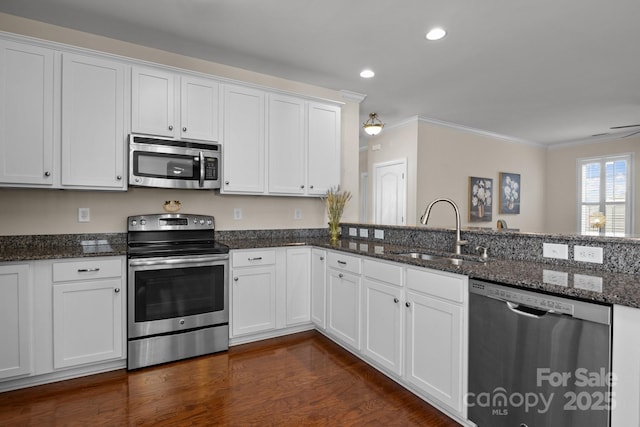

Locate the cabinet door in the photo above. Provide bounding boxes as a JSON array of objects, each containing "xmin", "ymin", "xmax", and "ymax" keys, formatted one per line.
[
  {"xmin": 0, "ymin": 41, "xmax": 54, "ymax": 186},
  {"xmin": 131, "ymin": 66, "xmax": 175, "ymax": 137},
  {"xmin": 310, "ymin": 249, "xmax": 327, "ymax": 329},
  {"xmin": 231, "ymin": 266, "xmax": 276, "ymax": 336},
  {"xmin": 307, "ymin": 102, "xmax": 340, "ymax": 195},
  {"xmin": 404, "ymin": 289, "xmax": 463, "ymax": 413},
  {"xmin": 222, "ymin": 85, "xmax": 266, "ymax": 194},
  {"xmin": 0, "ymin": 264, "xmax": 32, "ymax": 379},
  {"xmin": 52, "ymin": 279, "xmax": 123, "ymax": 369},
  {"xmin": 268, "ymin": 94, "xmax": 305, "ymax": 194},
  {"xmin": 61, "ymin": 53, "xmax": 126, "ymax": 189},
  {"xmin": 285, "ymin": 247, "xmax": 311, "ymax": 326},
  {"xmin": 363, "ymin": 278, "xmax": 403, "ymax": 375},
  {"xmin": 327, "ymin": 268, "xmax": 361, "ymax": 350},
  {"xmin": 180, "ymin": 75, "xmax": 219, "ymax": 142}
]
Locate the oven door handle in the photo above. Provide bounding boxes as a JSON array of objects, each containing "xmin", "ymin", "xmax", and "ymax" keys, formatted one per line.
[
  {"xmin": 129, "ymin": 255, "xmax": 228, "ymax": 267},
  {"xmin": 199, "ymin": 151, "xmax": 205, "ymax": 188}
]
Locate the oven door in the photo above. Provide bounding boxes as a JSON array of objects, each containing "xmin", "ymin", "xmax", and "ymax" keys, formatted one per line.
[{"xmin": 128, "ymin": 254, "xmax": 228, "ymax": 338}]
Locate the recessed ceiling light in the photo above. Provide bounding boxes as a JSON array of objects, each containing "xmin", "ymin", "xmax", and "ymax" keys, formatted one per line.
[
  {"xmin": 360, "ymin": 69, "xmax": 375, "ymax": 78},
  {"xmin": 426, "ymin": 27, "xmax": 447, "ymax": 41}
]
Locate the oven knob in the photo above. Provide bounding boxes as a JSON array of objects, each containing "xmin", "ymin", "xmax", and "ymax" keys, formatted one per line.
[
  {"xmin": 207, "ymin": 219, "xmax": 213, "ymax": 226},
  {"xmin": 131, "ymin": 220, "xmax": 137, "ymax": 226},
  {"xmin": 140, "ymin": 219, "xmax": 146, "ymax": 226},
  {"xmin": 199, "ymin": 219, "xmax": 205, "ymax": 225}
]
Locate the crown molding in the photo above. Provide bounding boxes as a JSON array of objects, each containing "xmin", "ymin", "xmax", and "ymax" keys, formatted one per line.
[{"xmin": 340, "ymin": 90, "xmax": 367, "ymax": 103}]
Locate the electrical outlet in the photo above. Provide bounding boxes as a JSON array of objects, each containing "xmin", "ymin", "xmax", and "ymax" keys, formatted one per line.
[
  {"xmin": 349, "ymin": 228, "xmax": 357, "ymax": 236},
  {"xmin": 574, "ymin": 245, "xmax": 603, "ymax": 263},
  {"xmin": 294, "ymin": 208, "xmax": 302, "ymax": 220},
  {"xmin": 543, "ymin": 243, "xmax": 568, "ymax": 259},
  {"xmin": 543, "ymin": 269, "xmax": 568, "ymax": 287},
  {"xmin": 233, "ymin": 208, "xmax": 243, "ymax": 220},
  {"xmin": 374, "ymin": 229, "xmax": 385, "ymax": 239},
  {"xmin": 78, "ymin": 207, "xmax": 90, "ymax": 223},
  {"xmin": 574, "ymin": 274, "xmax": 603, "ymax": 292}
]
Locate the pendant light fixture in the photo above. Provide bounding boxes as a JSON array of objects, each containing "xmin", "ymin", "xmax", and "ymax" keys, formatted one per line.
[{"xmin": 363, "ymin": 113, "xmax": 384, "ymax": 136}]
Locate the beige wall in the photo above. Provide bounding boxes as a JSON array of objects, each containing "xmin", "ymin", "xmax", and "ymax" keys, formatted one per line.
[
  {"xmin": 365, "ymin": 120, "xmax": 419, "ymax": 224},
  {"xmin": 360, "ymin": 118, "xmax": 547, "ymax": 231},
  {"xmin": 0, "ymin": 13, "xmax": 360, "ymax": 235},
  {"xmin": 415, "ymin": 120, "xmax": 546, "ymax": 231},
  {"xmin": 545, "ymin": 135, "xmax": 640, "ymax": 234}
]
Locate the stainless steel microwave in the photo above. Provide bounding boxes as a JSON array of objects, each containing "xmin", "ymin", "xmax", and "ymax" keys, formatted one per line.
[{"xmin": 129, "ymin": 135, "xmax": 221, "ymax": 190}]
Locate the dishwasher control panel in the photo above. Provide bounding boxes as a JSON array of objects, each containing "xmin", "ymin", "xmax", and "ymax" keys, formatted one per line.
[{"xmin": 471, "ymin": 280, "xmax": 575, "ymax": 316}]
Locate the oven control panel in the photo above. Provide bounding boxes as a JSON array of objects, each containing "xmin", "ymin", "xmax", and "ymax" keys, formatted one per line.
[{"xmin": 128, "ymin": 213, "xmax": 214, "ymax": 231}]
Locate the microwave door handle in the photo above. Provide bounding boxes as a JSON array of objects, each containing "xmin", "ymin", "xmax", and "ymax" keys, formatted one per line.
[{"xmin": 199, "ymin": 151, "xmax": 205, "ymax": 187}]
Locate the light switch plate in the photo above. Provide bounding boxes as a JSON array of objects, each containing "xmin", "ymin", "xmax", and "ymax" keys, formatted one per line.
[
  {"xmin": 374, "ymin": 229, "xmax": 385, "ymax": 239},
  {"xmin": 349, "ymin": 227, "xmax": 357, "ymax": 237},
  {"xmin": 359, "ymin": 228, "xmax": 369, "ymax": 238},
  {"xmin": 574, "ymin": 245, "xmax": 603, "ymax": 263},
  {"xmin": 543, "ymin": 243, "xmax": 568, "ymax": 259},
  {"xmin": 78, "ymin": 207, "xmax": 90, "ymax": 223}
]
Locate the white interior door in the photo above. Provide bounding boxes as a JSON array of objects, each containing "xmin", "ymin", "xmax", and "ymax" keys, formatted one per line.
[{"xmin": 374, "ymin": 159, "xmax": 407, "ymax": 225}]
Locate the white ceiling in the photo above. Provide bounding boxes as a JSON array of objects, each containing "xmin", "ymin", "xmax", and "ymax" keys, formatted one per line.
[{"xmin": 2, "ymin": 0, "xmax": 640, "ymax": 145}]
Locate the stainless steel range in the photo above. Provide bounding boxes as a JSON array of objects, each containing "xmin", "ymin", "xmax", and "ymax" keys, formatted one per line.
[{"xmin": 127, "ymin": 213, "xmax": 230, "ymax": 370}]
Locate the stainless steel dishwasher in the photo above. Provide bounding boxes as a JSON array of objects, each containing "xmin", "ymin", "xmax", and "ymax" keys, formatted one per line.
[{"xmin": 468, "ymin": 279, "xmax": 612, "ymax": 427}]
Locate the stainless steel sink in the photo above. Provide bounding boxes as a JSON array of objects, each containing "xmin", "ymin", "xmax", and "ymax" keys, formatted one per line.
[{"xmin": 394, "ymin": 252, "xmax": 486, "ymax": 266}]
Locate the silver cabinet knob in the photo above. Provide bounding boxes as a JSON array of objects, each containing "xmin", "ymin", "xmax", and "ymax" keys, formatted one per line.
[
  {"xmin": 310, "ymin": 185, "xmax": 314, "ymax": 189},
  {"xmin": 300, "ymin": 185, "xmax": 305, "ymax": 189},
  {"xmin": 225, "ymin": 181, "xmax": 230, "ymax": 185},
  {"xmin": 182, "ymin": 127, "xmax": 187, "ymax": 132},
  {"xmin": 44, "ymin": 171, "xmax": 51, "ymax": 177},
  {"xmin": 338, "ymin": 273, "xmax": 344, "ymax": 278},
  {"xmin": 179, "ymin": 319, "xmax": 185, "ymax": 325},
  {"xmin": 394, "ymin": 298, "xmax": 399, "ymax": 303},
  {"xmin": 114, "ymin": 288, "xmax": 120, "ymax": 293},
  {"xmin": 405, "ymin": 302, "xmax": 411, "ymax": 308},
  {"xmin": 320, "ymin": 256, "xmax": 325, "ymax": 261},
  {"xmin": 168, "ymin": 125, "xmax": 174, "ymax": 130},
  {"xmin": 234, "ymin": 277, "xmax": 239, "ymax": 282},
  {"xmin": 116, "ymin": 175, "xmax": 122, "ymax": 180}
]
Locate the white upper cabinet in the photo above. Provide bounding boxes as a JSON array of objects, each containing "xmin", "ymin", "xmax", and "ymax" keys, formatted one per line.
[
  {"xmin": 0, "ymin": 40, "xmax": 54, "ymax": 186},
  {"xmin": 307, "ymin": 102, "xmax": 341, "ymax": 195},
  {"xmin": 267, "ymin": 96, "xmax": 341, "ymax": 196},
  {"xmin": 268, "ymin": 94, "xmax": 306, "ymax": 194},
  {"xmin": 222, "ymin": 84, "xmax": 266, "ymax": 194},
  {"xmin": 61, "ymin": 53, "xmax": 126, "ymax": 189},
  {"xmin": 131, "ymin": 66, "xmax": 175, "ymax": 137},
  {"xmin": 132, "ymin": 66, "xmax": 220, "ymax": 142},
  {"xmin": 180, "ymin": 75, "xmax": 220, "ymax": 142}
]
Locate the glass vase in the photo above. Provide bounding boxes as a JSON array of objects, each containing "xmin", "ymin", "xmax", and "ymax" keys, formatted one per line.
[{"xmin": 329, "ymin": 222, "xmax": 340, "ymax": 242}]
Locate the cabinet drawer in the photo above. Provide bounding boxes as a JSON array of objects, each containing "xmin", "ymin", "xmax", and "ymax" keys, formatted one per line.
[
  {"xmin": 327, "ymin": 251, "xmax": 361, "ymax": 274},
  {"xmin": 363, "ymin": 259, "xmax": 402, "ymax": 285},
  {"xmin": 406, "ymin": 267, "xmax": 466, "ymax": 303},
  {"xmin": 232, "ymin": 249, "xmax": 276, "ymax": 267},
  {"xmin": 53, "ymin": 258, "xmax": 122, "ymax": 282}
]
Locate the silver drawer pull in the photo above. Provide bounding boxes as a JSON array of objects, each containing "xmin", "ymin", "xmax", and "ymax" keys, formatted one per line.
[
  {"xmin": 248, "ymin": 257, "xmax": 263, "ymax": 261},
  {"xmin": 77, "ymin": 268, "xmax": 100, "ymax": 272},
  {"xmin": 337, "ymin": 260, "xmax": 347, "ymax": 265}
]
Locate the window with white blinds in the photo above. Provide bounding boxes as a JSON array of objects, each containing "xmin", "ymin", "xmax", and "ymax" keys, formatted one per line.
[{"xmin": 577, "ymin": 154, "xmax": 633, "ymax": 236}]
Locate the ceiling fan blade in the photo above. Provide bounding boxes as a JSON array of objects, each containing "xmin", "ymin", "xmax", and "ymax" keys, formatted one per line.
[{"xmin": 610, "ymin": 124, "xmax": 640, "ymax": 129}]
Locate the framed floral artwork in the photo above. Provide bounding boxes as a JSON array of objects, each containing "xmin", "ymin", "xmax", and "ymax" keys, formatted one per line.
[
  {"xmin": 499, "ymin": 172, "xmax": 520, "ymax": 214},
  {"xmin": 469, "ymin": 177, "xmax": 493, "ymax": 222}
]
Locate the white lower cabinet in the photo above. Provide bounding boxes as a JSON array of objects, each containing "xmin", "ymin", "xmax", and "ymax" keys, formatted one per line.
[
  {"xmin": 285, "ymin": 247, "xmax": 311, "ymax": 326},
  {"xmin": 310, "ymin": 248, "xmax": 327, "ymax": 329},
  {"xmin": 404, "ymin": 267, "xmax": 467, "ymax": 417},
  {"xmin": 231, "ymin": 249, "xmax": 277, "ymax": 337},
  {"xmin": 51, "ymin": 258, "xmax": 125, "ymax": 369},
  {"xmin": 230, "ymin": 247, "xmax": 313, "ymax": 343},
  {"xmin": 362, "ymin": 259, "xmax": 403, "ymax": 376},
  {"xmin": 326, "ymin": 251, "xmax": 362, "ymax": 351},
  {"xmin": 0, "ymin": 264, "xmax": 32, "ymax": 380},
  {"xmin": 611, "ymin": 304, "xmax": 640, "ymax": 427}
]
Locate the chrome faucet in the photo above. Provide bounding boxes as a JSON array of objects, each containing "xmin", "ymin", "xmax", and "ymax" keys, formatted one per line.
[{"xmin": 420, "ymin": 198, "xmax": 468, "ymax": 255}]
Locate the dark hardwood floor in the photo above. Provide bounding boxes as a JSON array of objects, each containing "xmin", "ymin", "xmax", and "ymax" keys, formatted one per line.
[{"xmin": 0, "ymin": 331, "xmax": 461, "ymax": 426}]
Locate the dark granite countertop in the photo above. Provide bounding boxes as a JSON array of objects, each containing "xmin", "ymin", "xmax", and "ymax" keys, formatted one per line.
[
  {"xmin": 2, "ymin": 233, "xmax": 638, "ymax": 308},
  {"xmin": 0, "ymin": 234, "xmax": 127, "ymax": 261},
  {"xmin": 222, "ymin": 237, "xmax": 640, "ymax": 309}
]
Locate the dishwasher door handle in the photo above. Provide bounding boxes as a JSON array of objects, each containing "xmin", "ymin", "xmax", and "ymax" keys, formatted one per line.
[{"xmin": 506, "ymin": 301, "xmax": 552, "ymax": 318}]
